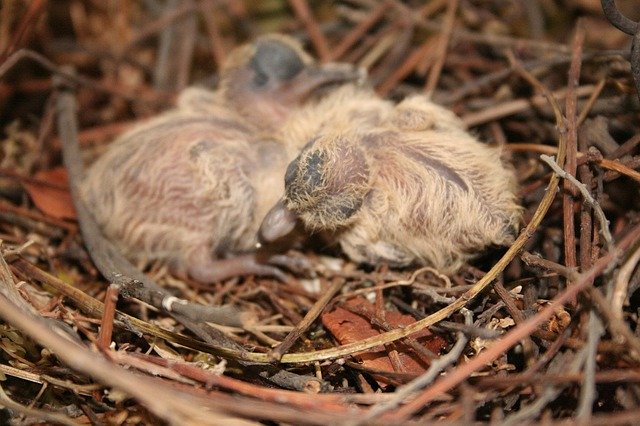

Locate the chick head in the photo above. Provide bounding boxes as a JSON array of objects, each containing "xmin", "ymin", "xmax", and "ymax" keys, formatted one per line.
[
  {"xmin": 259, "ymin": 134, "xmax": 371, "ymax": 243},
  {"xmin": 220, "ymin": 34, "xmax": 364, "ymax": 129}
]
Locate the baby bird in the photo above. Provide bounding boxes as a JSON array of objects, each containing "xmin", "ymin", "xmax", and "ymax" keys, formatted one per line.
[
  {"xmin": 80, "ymin": 34, "xmax": 362, "ymax": 282},
  {"xmin": 260, "ymin": 88, "xmax": 521, "ymax": 274}
]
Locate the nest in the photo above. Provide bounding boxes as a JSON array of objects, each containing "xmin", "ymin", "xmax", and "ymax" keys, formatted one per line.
[{"xmin": 1, "ymin": 0, "xmax": 640, "ymax": 424}]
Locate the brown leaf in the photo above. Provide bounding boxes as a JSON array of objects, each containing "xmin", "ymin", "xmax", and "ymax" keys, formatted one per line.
[
  {"xmin": 322, "ymin": 298, "xmax": 447, "ymax": 383},
  {"xmin": 22, "ymin": 167, "xmax": 77, "ymax": 220}
]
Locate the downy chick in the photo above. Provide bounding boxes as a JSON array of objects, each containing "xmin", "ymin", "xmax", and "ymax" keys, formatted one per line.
[
  {"xmin": 80, "ymin": 35, "xmax": 362, "ymax": 282},
  {"xmin": 260, "ymin": 89, "xmax": 521, "ymax": 274}
]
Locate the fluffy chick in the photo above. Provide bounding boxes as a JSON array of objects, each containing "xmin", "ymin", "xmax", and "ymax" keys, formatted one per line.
[
  {"xmin": 260, "ymin": 88, "xmax": 521, "ymax": 274},
  {"xmin": 80, "ymin": 35, "xmax": 361, "ymax": 282}
]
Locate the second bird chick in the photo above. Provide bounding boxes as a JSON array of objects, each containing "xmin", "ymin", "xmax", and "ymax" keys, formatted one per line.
[{"xmin": 260, "ymin": 89, "xmax": 522, "ymax": 274}]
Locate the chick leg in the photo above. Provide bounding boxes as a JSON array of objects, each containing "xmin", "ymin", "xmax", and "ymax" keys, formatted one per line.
[{"xmin": 187, "ymin": 248, "xmax": 289, "ymax": 283}]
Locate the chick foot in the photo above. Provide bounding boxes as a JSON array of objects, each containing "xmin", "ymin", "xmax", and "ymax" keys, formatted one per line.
[
  {"xmin": 266, "ymin": 253, "xmax": 314, "ymax": 277},
  {"xmin": 187, "ymin": 250, "xmax": 289, "ymax": 283}
]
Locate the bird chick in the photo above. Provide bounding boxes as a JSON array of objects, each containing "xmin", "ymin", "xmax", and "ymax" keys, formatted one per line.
[
  {"xmin": 178, "ymin": 34, "xmax": 363, "ymax": 131},
  {"xmin": 80, "ymin": 34, "xmax": 362, "ymax": 282},
  {"xmin": 260, "ymin": 91, "xmax": 521, "ymax": 274}
]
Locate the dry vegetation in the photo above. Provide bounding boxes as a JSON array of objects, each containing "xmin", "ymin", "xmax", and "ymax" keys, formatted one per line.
[{"xmin": 1, "ymin": 0, "xmax": 640, "ymax": 424}]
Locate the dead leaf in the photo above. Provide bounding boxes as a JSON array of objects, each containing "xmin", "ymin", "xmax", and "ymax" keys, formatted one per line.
[
  {"xmin": 22, "ymin": 167, "xmax": 77, "ymax": 220},
  {"xmin": 321, "ymin": 298, "xmax": 447, "ymax": 383}
]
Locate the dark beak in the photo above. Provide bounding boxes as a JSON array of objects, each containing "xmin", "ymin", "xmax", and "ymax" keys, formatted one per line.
[
  {"xmin": 259, "ymin": 200, "xmax": 299, "ymax": 243},
  {"xmin": 284, "ymin": 63, "xmax": 367, "ymax": 102}
]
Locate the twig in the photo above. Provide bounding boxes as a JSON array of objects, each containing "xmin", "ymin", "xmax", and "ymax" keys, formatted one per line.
[
  {"xmin": 607, "ymin": 132, "xmax": 640, "ymax": 160},
  {"xmin": 288, "ymin": 0, "xmax": 331, "ymax": 61},
  {"xmin": 199, "ymin": 0, "xmax": 227, "ymax": 70},
  {"xmin": 576, "ymin": 311, "xmax": 604, "ymax": 423},
  {"xmin": 153, "ymin": 0, "xmax": 197, "ymax": 91},
  {"xmin": 587, "ymin": 286, "xmax": 640, "ymax": 361},
  {"xmin": 358, "ymin": 308, "xmax": 473, "ymax": 423},
  {"xmin": 540, "ymin": 154, "xmax": 614, "ymax": 250},
  {"xmin": 97, "ymin": 284, "xmax": 119, "ymax": 351},
  {"xmin": 601, "ymin": 0, "xmax": 640, "ymax": 101},
  {"xmin": 437, "ymin": 50, "xmax": 627, "ymax": 105},
  {"xmin": 611, "ymin": 242, "xmax": 640, "ymax": 319},
  {"xmin": 424, "ymin": 0, "xmax": 458, "ymax": 94},
  {"xmin": 0, "ymin": 49, "xmax": 166, "ymax": 104},
  {"xmin": 0, "ymin": 0, "xmax": 46, "ymax": 62},
  {"xmin": 461, "ymin": 84, "xmax": 596, "ymax": 127},
  {"xmin": 403, "ymin": 7, "xmax": 573, "ymax": 54},
  {"xmin": 330, "ymin": 1, "xmax": 391, "ymax": 61},
  {"xmin": 0, "ymin": 384, "xmax": 79, "ymax": 426},
  {"xmin": 127, "ymin": 3, "xmax": 198, "ymax": 50},
  {"xmin": 493, "ymin": 280, "xmax": 537, "ymax": 362},
  {"xmin": 476, "ymin": 368, "xmax": 640, "ymax": 387},
  {"xmin": 115, "ymin": 351, "xmax": 359, "ymax": 408},
  {"xmin": 562, "ymin": 23, "xmax": 585, "ymax": 271},
  {"xmin": 268, "ymin": 278, "xmax": 344, "ymax": 361},
  {"xmin": 0, "ymin": 363, "xmax": 100, "ymax": 396},
  {"xmin": 520, "ymin": 251, "xmax": 579, "ymax": 280},
  {"xmin": 502, "ymin": 349, "xmax": 587, "ymax": 425},
  {"xmin": 377, "ymin": 37, "xmax": 435, "ymax": 96},
  {"xmin": 577, "ymin": 77, "xmax": 607, "ymax": 125},
  {"xmin": 519, "ymin": 251, "xmax": 640, "ymax": 362},
  {"xmin": 11, "ymin": 258, "xmax": 252, "ymax": 360},
  {"xmin": 505, "ymin": 143, "xmax": 640, "ymax": 183}
]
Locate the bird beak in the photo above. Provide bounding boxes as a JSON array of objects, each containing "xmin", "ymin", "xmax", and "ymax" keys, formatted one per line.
[
  {"xmin": 259, "ymin": 200, "xmax": 299, "ymax": 243},
  {"xmin": 284, "ymin": 63, "xmax": 367, "ymax": 102}
]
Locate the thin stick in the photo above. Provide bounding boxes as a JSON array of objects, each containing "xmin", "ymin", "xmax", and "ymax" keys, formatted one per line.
[
  {"xmin": 505, "ymin": 143, "xmax": 640, "ymax": 183},
  {"xmin": 359, "ymin": 309, "xmax": 472, "ymax": 422},
  {"xmin": 0, "ymin": 0, "xmax": 46, "ymax": 62},
  {"xmin": 97, "ymin": 284, "xmax": 119, "ymax": 351},
  {"xmin": 330, "ymin": 1, "xmax": 391, "ymax": 61},
  {"xmin": 587, "ymin": 286, "xmax": 640, "ymax": 361},
  {"xmin": 424, "ymin": 0, "xmax": 458, "ymax": 94},
  {"xmin": 199, "ymin": 0, "xmax": 227, "ymax": 69},
  {"xmin": 377, "ymin": 38, "xmax": 435, "ymax": 96},
  {"xmin": 577, "ymin": 77, "xmax": 607, "ymax": 125},
  {"xmin": 12, "ymin": 258, "xmax": 250, "ymax": 360},
  {"xmin": 576, "ymin": 311, "xmax": 604, "ymax": 422},
  {"xmin": 438, "ymin": 50, "xmax": 627, "ymax": 105},
  {"xmin": 502, "ymin": 348, "xmax": 587, "ymax": 425},
  {"xmin": 540, "ymin": 154, "xmax": 614, "ymax": 250},
  {"xmin": 611, "ymin": 242, "xmax": 640, "ymax": 319},
  {"xmin": 0, "ymin": 49, "xmax": 164, "ymax": 104},
  {"xmin": 562, "ymin": 24, "xmax": 585, "ymax": 271},
  {"xmin": 288, "ymin": 0, "xmax": 331, "ymax": 61},
  {"xmin": 461, "ymin": 85, "xmax": 595, "ymax": 127},
  {"xmin": 268, "ymin": 278, "xmax": 344, "ymax": 361},
  {"xmin": 0, "ymin": 385, "xmax": 79, "ymax": 426}
]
